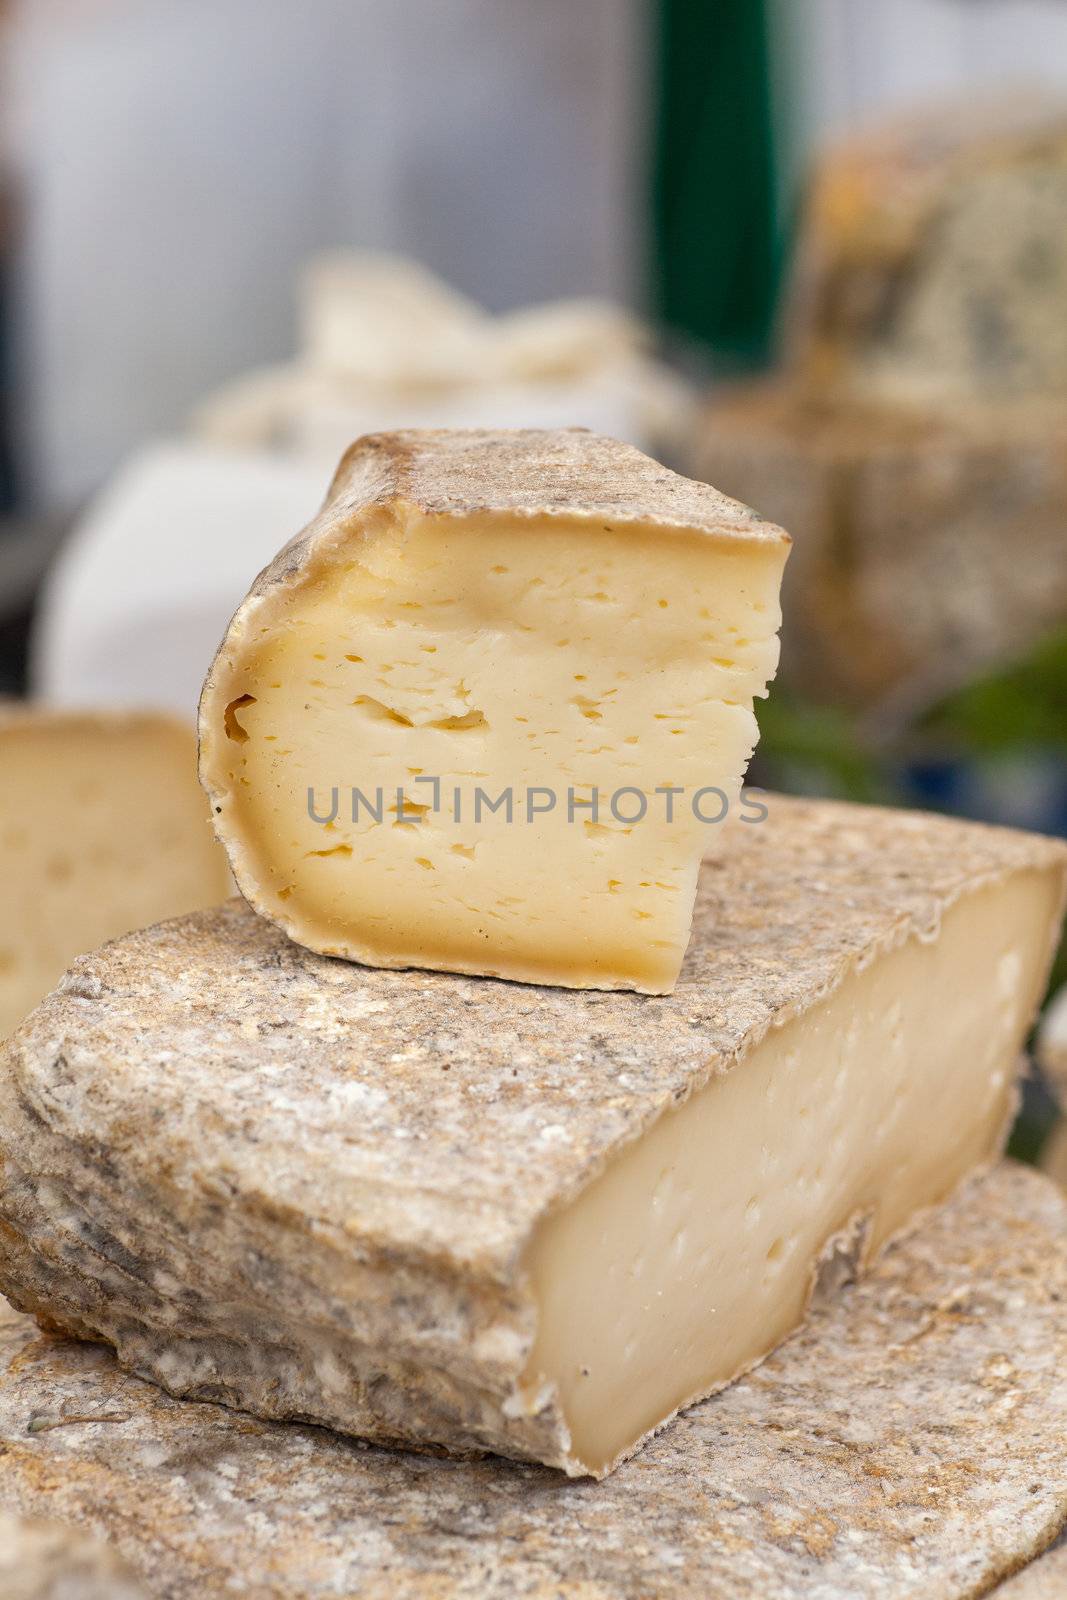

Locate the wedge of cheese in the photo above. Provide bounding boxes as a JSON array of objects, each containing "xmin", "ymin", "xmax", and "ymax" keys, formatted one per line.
[
  {"xmin": 690, "ymin": 383, "xmax": 1067, "ymax": 705},
  {"xmin": 3, "ymin": 1165, "xmax": 1067, "ymax": 1599},
  {"xmin": 0, "ymin": 795, "xmax": 1062, "ymax": 1478},
  {"xmin": 785, "ymin": 96, "xmax": 1067, "ymax": 408},
  {"xmin": 0, "ymin": 708, "xmax": 231, "ymax": 1037},
  {"xmin": 199, "ymin": 428, "xmax": 789, "ymax": 993}
]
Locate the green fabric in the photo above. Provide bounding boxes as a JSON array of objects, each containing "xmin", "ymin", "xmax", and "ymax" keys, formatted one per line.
[{"xmin": 650, "ymin": 0, "xmax": 781, "ymax": 368}]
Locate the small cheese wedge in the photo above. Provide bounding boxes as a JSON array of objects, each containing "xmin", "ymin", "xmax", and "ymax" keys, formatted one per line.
[
  {"xmin": 198, "ymin": 428, "xmax": 789, "ymax": 993},
  {"xmin": 0, "ymin": 796, "xmax": 1062, "ymax": 1478},
  {"xmin": 0, "ymin": 708, "xmax": 231, "ymax": 1037}
]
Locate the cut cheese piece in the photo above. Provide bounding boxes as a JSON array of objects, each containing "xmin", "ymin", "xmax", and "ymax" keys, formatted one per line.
[
  {"xmin": 0, "ymin": 795, "xmax": 1062, "ymax": 1478},
  {"xmin": 785, "ymin": 95, "xmax": 1067, "ymax": 408},
  {"xmin": 0, "ymin": 708, "xmax": 232, "ymax": 1038},
  {"xmin": 690, "ymin": 382, "xmax": 1067, "ymax": 705},
  {"xmin": 4, "ymin": 1165, "xmax": 1067, "ymax": 1599},
  {"xmin": 199, "ymin": 428, "xmax": 789, "ymax": 992}
]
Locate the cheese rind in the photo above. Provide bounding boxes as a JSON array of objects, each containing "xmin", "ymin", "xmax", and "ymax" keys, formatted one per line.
[
  {"xmin": 4, "ymin": 1166, "xmax": 1067, "ymax": 1599},
  {"xmin": 198, "ymin": 428, "xmax": 788, "ymax": 992},
  {"xmin": 0, "ymin": 795, "xmax": 1062, "ymax": 1476},
  {"xmin": 0, "ymin": 708, "xmax": 232, "ymax": 1038}
]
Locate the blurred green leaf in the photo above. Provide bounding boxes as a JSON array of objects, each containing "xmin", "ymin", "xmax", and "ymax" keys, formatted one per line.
[
  {"xmin": 752, "ymin": 693, "xmax": 896, "ymax": 805},
  {"xmin": 917, "ymin": 627, "xmax": 1067, "ymax": 755}
]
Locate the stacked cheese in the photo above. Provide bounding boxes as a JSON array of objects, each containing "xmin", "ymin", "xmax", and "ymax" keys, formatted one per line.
[
  {"xmin": 0, "ymin": 430, "xmax": 1064, "ymax": 1508},
  {"xmin": 693, "ymin": 97, "xmax": 1067, "ymax": 707}
]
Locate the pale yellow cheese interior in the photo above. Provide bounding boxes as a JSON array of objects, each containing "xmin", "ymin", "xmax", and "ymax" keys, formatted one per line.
[
  {"xmin": 522, "ymin": 869, "xmax": 1061, "ymax": 1474},
  {"xmin": 207, "ymin": 510, "xmax": 784, "ymax": 991},
  {"xmin": 0, "ymin": 715, "xmax": 231, "ymax": 1038}
]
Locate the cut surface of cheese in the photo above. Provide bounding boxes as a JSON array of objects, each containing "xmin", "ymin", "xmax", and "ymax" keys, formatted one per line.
[
  {"xmin": 0, "ymin": 708, "xmax": 231, "ymax": 1038},
  {"xmin": 199, "ymin": 428, "xmax": 788, "ymax": 992},
  {"xmin": 526, "ymin": 869, "xmax": 1050, "ymax": 1470},
  {"xmin": 0, "ymin": 795, "xmax": 1062, "ymax": 1478}
]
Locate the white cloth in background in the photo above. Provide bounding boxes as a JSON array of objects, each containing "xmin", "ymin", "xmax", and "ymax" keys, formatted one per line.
[{"xmin": 32, "ymin": 441, "xmax": 327, "ymax": 722}]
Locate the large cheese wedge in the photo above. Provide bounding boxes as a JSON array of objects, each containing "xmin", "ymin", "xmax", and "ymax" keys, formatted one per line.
[
  {"xmin": 3, "ymin": 1166, "xmax": 1067, "ymax": 1598},
  {"xmin": 0, "ymin": 708, "xmax": 231, "ymax": 1037},
  {"xmin": 0, "ymin": 795, "xmax": 1062, "ymax": 1478},
  {"xmin": 785, "ymin": 96, "xmax": 1067, "ymax": 408},
  {"xmin": 199, "ymin": 428, "xmax": 789, "ymax": 993},
  {"xmin": 690, "ymin": 383, "xmax": 1067, "ymax": 705}
]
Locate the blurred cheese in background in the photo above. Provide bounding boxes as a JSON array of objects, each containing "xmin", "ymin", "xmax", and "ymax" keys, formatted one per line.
[
  {"xmin": 694, "ymin": 95, "xmax": 1067, "ymax": 713},
  {"xmin": 692, "ymin": 385, "xmax": 1067, "ymax": 710},
  {"xmin": 783, "ymin": 95, "xmax": 1067, "ymax": 408},
  {"xmin": 0, "ymin": 708, "xmax": 230, "ymax": 1038},
  {"xmin": 193, "ymin": 253, "xmax": 692, "ymax": 470},
  {"xmin": 34, "ymin": 255, "xmax": 692, "ymax": 721}
]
